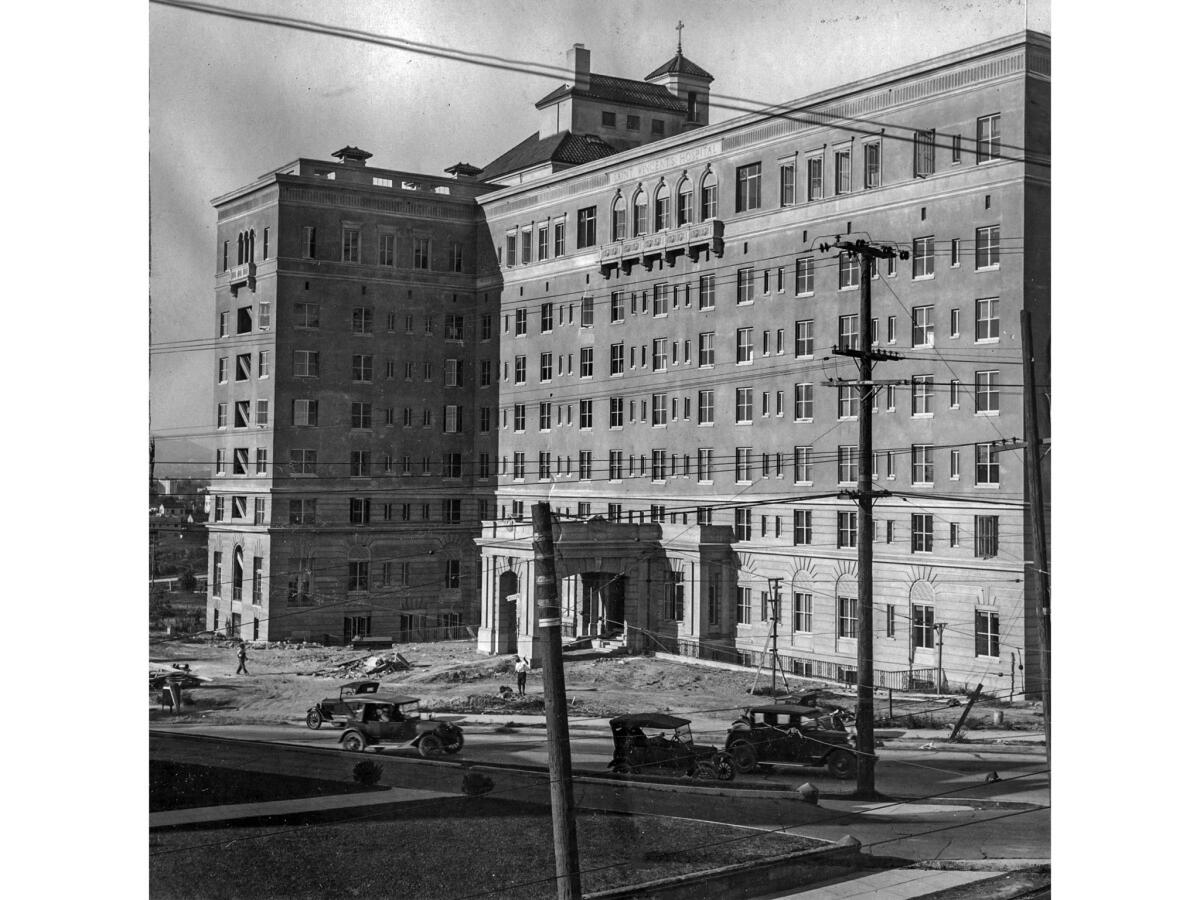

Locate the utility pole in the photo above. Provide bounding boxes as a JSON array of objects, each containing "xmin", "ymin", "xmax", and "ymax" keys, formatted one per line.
[
  {"xmin": 1020, "ymin": 310, "xmax": 1050, "ymax": 764},
  {"xmin": 531, "ymin": 502, "xmax": 582, "ymax": 900},
  {"xmin": 823, "ymin": 237, "xmax": 905, "ymax": 800},
  {"xmin": 933, "ymin": 623, "xmax": 947, "ymax": 696},
  {"xmin": 768, "ymin": 577, "xmax": 781, "ymax": 698}
]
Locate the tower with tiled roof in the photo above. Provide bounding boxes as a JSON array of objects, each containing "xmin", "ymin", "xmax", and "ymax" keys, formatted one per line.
[{"xmin": 644, "ymin": 27, "xmax": 714, "ymax": 128}]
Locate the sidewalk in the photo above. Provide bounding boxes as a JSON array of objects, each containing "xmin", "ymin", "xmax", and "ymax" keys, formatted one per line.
[
  {"xmin": 150, "ymin": 785, "xmax": 458, "ymax": 830},
  {"xmin": 757, "ymin": 867, "xmax": 1003, "ymax": 899}
]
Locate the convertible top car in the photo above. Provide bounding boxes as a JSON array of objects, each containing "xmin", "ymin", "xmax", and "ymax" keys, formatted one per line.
[
  {"xmin": 725, "ymin": 703, "xmax": 857, "ymax": 778},
  {"xmin": 609, "ymin": 713, "xmax": 736, "ymax": 781},
  {"xmin": 306, "ymin": 680, "xmax": 384, "ymax": 728},
  {"xmin": 334, "ymin": 695, "xmax": 464, "ymax": 757}
]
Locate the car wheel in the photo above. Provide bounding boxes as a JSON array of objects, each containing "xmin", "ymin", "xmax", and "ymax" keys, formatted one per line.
[
  {"xmin": 442, "ymin": 729, "xmax": 464, "ymax": 754},
  {"xmin": 694, "ymin": 760, "xmax": 718, "ymax": 781},
  {"xmin": 305, "ymin": 709, "xmax": 322, "ymax": 730},
  {"xmin": 729, "ymin": 741, "xmax": 757, "ymax": 773},
  {"xmin": 417, "ymin": 733, "xmax": 444, "ymax": 759},
  {"xmin": 714, "ymin": 753, "xmax": 736, "ymax": 781},
  {"xmin": 341, "ymin": 731, "xmax": 366, "ymax": 752},
  {"xmin": 827, "ymin": 749, "xmax": 857, "ymax": 780},
  {"xmin": 613, "ymin": 761, "xmax": 632, "ymax": 776}
]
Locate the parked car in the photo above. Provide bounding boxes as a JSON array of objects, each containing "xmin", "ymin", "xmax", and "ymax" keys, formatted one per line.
[
  {"xmin": 306, "ymin": 680, "xmax": 383, "ymax": 729},
  {"xmin": 725, "ymin": 703, "xmax": 858, "ymax": 779},
  {"xmin": 336, "ymin": 694, "xmax": 464, "ymax": 757},
  {"xmin": 608, "ymin": 713, "xmax": 736, "ymax": 781}
]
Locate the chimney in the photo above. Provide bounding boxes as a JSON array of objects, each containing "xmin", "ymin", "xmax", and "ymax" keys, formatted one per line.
[
  {"xmin": 332, "ymin": 146, "xmax": 373, "ymax": 167},
  {"xmin": 567, "ymin": 44, "xmax": 590, "ymax": 92}
]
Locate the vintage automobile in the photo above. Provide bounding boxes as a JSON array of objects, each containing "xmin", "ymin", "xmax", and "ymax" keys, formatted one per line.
[
  {"xmin": 336, "ymin": 694, "xmax": 464, "ymax": 757},
  {"xmin": 305, "ymin": 680, "xmax": 384, "ymax": 729},
  {"xmin": 608, "ymin": 713, "xmax": 736, "ymax": 781},
  {"xmin": 725, "ymin": 703, "xmax": 858, "ymax": 779}
]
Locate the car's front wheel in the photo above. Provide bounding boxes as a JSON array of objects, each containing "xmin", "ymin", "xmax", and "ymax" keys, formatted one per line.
[
  {"xmin": 417, "ymin": 733, "xmax": 444, "ymax": 758},
  {"xmin": 729, "ymin": 741, "xmax": 757, "ymax": 773},
  {"xmin": 827, "ymin": 749, "xmax": 857, "ymax": 779},
  {"xmin": 442, "ymin": 729, "xmax": 464, "ymax": 754},
  {"xmin": 694, "ymin": 760, "xmax": 718, "ymax": 781},
  {"xmin": 713, "ymin": 753, "xmax": 736, "ymax": 781},
  {"xmin": 341, "ymin": 731, "xmax": 366, "ymax": 752},
  {"xmin": 305, "ymin": 709, "xmax": 322, "ymax": 730}
]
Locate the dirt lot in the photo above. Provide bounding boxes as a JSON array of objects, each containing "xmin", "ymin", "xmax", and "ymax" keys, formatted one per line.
[{"xmin": 149, "ymin": 637, "xmax": 1043, "ymax": 733}]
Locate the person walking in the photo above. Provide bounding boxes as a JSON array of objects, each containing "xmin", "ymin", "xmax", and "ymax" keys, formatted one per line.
[
  {"xmin": 236, "ymin": 641, "xmax": 249, "ymax": 675},
  {"xmin": 514, "ymin": 655, "xmax": 530, "ymax": 696}
]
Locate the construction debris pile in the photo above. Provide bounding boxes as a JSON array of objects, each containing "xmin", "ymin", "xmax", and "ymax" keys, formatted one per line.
[{"xmin": 307, "ymin": 651, "xmax": 412, "ymax": 678}]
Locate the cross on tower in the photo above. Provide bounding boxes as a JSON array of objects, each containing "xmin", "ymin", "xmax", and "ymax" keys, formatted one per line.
[{"xmin": 675, "ymin": 20, "xmax": 684, "ymax": 54}]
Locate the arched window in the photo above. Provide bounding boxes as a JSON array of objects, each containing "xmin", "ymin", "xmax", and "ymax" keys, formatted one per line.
[
  {"xmin": 632, "ymin": 190, "xmax": 648, "ymax": 237},
  {"xmin": 232, "ymin": 545, "xmax": 244, "ymax": 602},
  {"xmin": 700, "ymin": 171, "xmax": 719, "ymax": 221},
  {"xmin": 611, "ymin": 193, "xmax": 627, "ymax": 241},
  {"xmin": 653, "ymin": 183, "xmax": 670, "ymax": 231},
  {"xmin": 677, "ymin": 177, "xmax": 694, "ymax": 226},
  {"xmin": 236, "ymin": 233, "xmax": 244, "ymax": 266}
]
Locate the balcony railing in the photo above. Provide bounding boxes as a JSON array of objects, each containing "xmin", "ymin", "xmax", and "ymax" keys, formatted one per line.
[
  {"xmin": 600, "ymin": 219, "xmax": 724, "ymax": 275},
  {"xmin": 228, "ymin": 262, "xmax": 256, "ymax": 294}
]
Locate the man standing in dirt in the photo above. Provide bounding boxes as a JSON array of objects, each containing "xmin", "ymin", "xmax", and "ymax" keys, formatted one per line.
[
  {"xmin": 514, "ymin": 655, "xmax": 530, "ymax": 696},
  {"xmin": 236, "ymin": 641, "xmax": 249, "ymax": 675}
]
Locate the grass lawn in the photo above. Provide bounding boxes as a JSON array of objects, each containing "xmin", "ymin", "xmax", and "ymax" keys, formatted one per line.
[
  {"xmin": 150, "ymin": 798, "xmax": 832, "ymax": 899},
  {"xmin": 150, "ymin": 762, "xmax": 375, "ymax": 812}
]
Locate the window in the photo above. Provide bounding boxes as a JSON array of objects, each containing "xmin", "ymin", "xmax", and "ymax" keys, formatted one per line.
[
  {"xmin": 736, "ymin": 587, "xmax": 752, "ymax": 624},
  {"xmin": 976, "ymin": 225, "xmax": 1000, "ymax": 269},
  {"xmin": 234, "ymin": 400, "xmax": 250, "ymax": 428},
  {"xmin": 289, "ymin": 448, "xmax": 316, "ymax": 475},
  {"xmin": 838, "ymin": 446, "xmax": 858, "ymax": 484},
  {"xmin": 911, "ymin": 514, "xmax": 933, "ymax": 552},
  {"xmin": 837, "ymin": 596, "xmax": 857, "ymax": 638},
  {"xmin": 698, "ymin": 390, "xmax": 714, "ymax": 425},
  {"xmin": 794, "ymin": 257, "xmax": 814, "ymax": 295},
  {"xmin": 975, "ymin": 443, "xmax": 1000, "ymax": 486},
  {"xmin": 609, "ymin": 397, "xmax": 624, "ymax": 428},
  {"xmin": 736, "ymin": 327, "xmax": 753, "ymax": 364},
  {"xmin": 975, "ymin": 515, "xmax": 999, "ymax": 558},
  {"xmin": 376, "ymin": 231, "xmax": 396, "ymax": 267},
  {"xmin": 913, "ymin": 129, "xmax": 935, "ymax": 177},
  {"xmin": 444, "ymin": 560, "xmax": 461, "ymax": 589},
  {"xmin": 512, "ymin": 451, "xmax": 526, "ymax": 480},
  {"xmin": 293, "ymin": 350, "xmax": 319, "ymax": 377},
  {"xmin": 834, "ymin": 147, "xmax": 851, "ymax": 194},
  {"xmin": 792, "ymin": 510, "xmax": 812, "ymax": 545},
  {"xmin": 912, "ymin": 306, "xmax": 934, "ymax": 347},
  {"xmin": 577, "ymin": 206, "xmax": 596, "ymax": 248},
  {"xmin": 413, "ymin": 237, "xmax": 431, "ymax": 269},
  {"xmin": 793, "ymin": 446, "xmax": 812, "ymax": 483},
  {"xmin": 608, "ymin": 450, "xmax": 623, "ymax": 481},
  {"xmin": 806, "ymin": 155, "xmax": 823, "ymax": 201},
  {"xmin": 792, "ymin": 320, "xmax": 814, "ymax": 359},
  {"xmin": 912, "ymin": 237, "xmax": 935, "ymax": 278},
  {"xmin": 609, "ymin": 292, "xmax": 625, "ymax": 324},
  {"xmin": 580, "ymin": 346, "xmax": 594, "ymax": 378},
  {"xmin": 350, "ymin": 402, "xmax": 372, "ymax": 429},
  {"xmin": 974, "ymin": 609, "xmax": 1001, "ymax": 658},
  {"xmin": 912, "ymin": 604, "xmax": 935, "ymax": 648},
  {"xmin": 611, "ymin": 194, "xmax": 627, "ymax": 241},
  {"xmin": 950, "ymin": 239, "xmax": 961, "ymax": 269},
  {"xmin": 975, "ymin": 370, "xmax": 999, "ymax": 414},
  {"xmin": 950, "ymin": 308, "xmax": 961, "ymax": 338},
  {"xmin": 975, "ymin": 298, "xmax": 999, "ymax": 342},
  {"xmin": 735, "ymin": 447, "xmax": 753, "ymax": 483},
  {"xmin": 538, "ymin": 451, "xmax": 552, "ymax": 480},
  {"xmin": 293, "ymin": 302, "xmax": 319, "ymax": 329},
  {"xmin": 352, "ymin": 306, "xmax": 373, "ymax": 335},
  {"xmin": 539, "ymin": 352, "xmax": 552, "ymax": 382},
  {"xmin": 838, "ymin": 253, "xmax": 859, "ymax": 290},
  {"xmin": 700, "ymin": 173, "xmax": 718, "ymax": 221},
  {"xmin": 538, "ymin": 401, "xmax": 552, "ymax": 431},
  {"xmin": 911, "ymin": 445, "xmax": 933, "ymax": 484},
  {"xmin": 839, "ymin": 314, "xmax": 860, "ymax": 350},
  {"xmin": 342, "ymin": 227, "xmax": 361, "ymax": 263},
  {"xmin": 977, "ymin": 114, "xmax": 1000, "ymax": 163},
  {"xmin": 735, "ymin": 163, "xmax": 761, "ymax": 212},
  {"xmin": 349, "ymin": 450, "xmax": 371, "ymax": 478},
  {"xmin": 697, "ymin": 331, "xmax": 715, "ymax": 367},
  {"xmin": 911, "ymin": 375, "xmax": 933, "ymax": 416},
  {"xmin": 651, "ymin": 448, "xmax": 667, "ymax": 481},
  {"xmin": 793, "ymin": 383, "xmax": 813, "ymax": 421},
  {"xmin": 779, "ymin": 160, "xmax": 795, "ymax": 206},
  {"xmin": 652, "ymin": 339, "xmax": 667, "ymax": 371},
  {"xmin": 302, "ymin": 226, "xmax": 317, "ymax": 259},
  {"xmin": 652, "ymin": 283, "xmax": 668, "ymax": 316},
  {"xmin": 949, "ymin": 379, "xmax": 961, "ymax": 409},
  {"xmin": 735, "ymin": 388, "xmax": 753, "ymax": 423},
  {"xmin": 691, "ymin": 447, "xmax": 712, "ymax": 483},
  {"xmin": 698, "ymin": 274, "xmax": 715, "ymax": 310},
  {"xmin": 632, "ymin": 191, "xmax": 648, "ymax": 236},
  {"xmin": 864, "ymin": 141, "xmax": 881, "ymax": 189},
  {"xmin": 351, "ymin": 354, "xmax": 373, "ymax": 383},
  {"xmin": 292, "ymin": 399, "xmax": 318, "ymax": 426}
]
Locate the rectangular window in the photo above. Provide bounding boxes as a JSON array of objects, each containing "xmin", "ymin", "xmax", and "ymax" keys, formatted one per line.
[
  {"xmin": 539, "ymin": 352, "xmax": 552, "ymax": 382},
  {"xmin": 912, "ymin": 604, "xmax": 935, "ymax": 648},
  {"xmin": 302, "ymin": 226, "xmax": 317, "ymax": 259},
  {"xmin": 911, "ymin": 445, "xmax": 933, "ymax": 484},
  {"xmin": 377, "ymin": 232, "xmax": 395, "ymax": 266},
  {"xmin": 735, "ymin": 162, "xmax": 762, "ymax": 212},
  {"xmin": 609, "ymin": 397, "xmax": 624, "ymax": 427},
  {"xmin": 975, "ymin": 298, "xmax": 999, "ymax": 342},
  {"xmin": 975, "ymin": 443, "xmax": 1000, "ymax": 486},
  {"xmin": 293, "ymin": 350, "xmax": 319, "ymax": 377},
  {"xmin": 975, "ymin": 370, "xmax": 999, "ymax": 414},
  {"xmin": 913, "ymin": 236, "xmax": 935, "ymax": 278},
  {"xmin": 580, "ymin": 346, "xmax": 594, "ymax": 377},
  {"xmin": 911, "ymin": 514, "xmax": 933, "ymax": 553},
  {"xmin": 911, "ymin": 375, "xmax": 933, "ymax": 416},
  {"xmin": 413, "ymin": 237, "xmax": 431, "ymax": 269},
  {"xmin": 608, "ymin": 450, "xmax": 624, "ymax": 481},
  {"xmin": 913, "ymin": 129, "xmax": 935, "ymax": 177},
  {"xmin": 698, "ymin": 390, "xmax": 714, "ymax": 425},
  {"xmin": 793, "ymin": 320, "xmax": 814, "ymax": 359},
  {"xmin": 950, "ymin": 308, "xmax": 961, "ymax": 337},
  {"xmin": 342, "ymin": 227, "xmax": 361, "ymax": 263},
  {"xmin": 577, "ymin": 206, "xmax": 597, "ymax": 248},
  {"xmin": 839, "ymin": 314, "xmax": 860, "ymax": 350},
  {"xmin": 806, "ymin": 155, "xmax": 823, "ymax": 201},
  {"xmin": 735, "ymin": 447, "xmax": 753, "ymax": 483},
  {"xmin": 793, "ymin": 383, "xmax": 813, "ymax": 421},
  {"xmin": 652, "ymin": 283, "xmax": 668, "ymax": 316},
  {"xmin": 950, "ymin": 239, "xmax": 961, "ymax": 268},
  {"xmin": 975, "ymin": 515, "xmax": 999, "ymax": 558},
  {"xmin": 697, "ymin": 448, "xmax": 714, "ymax": 482},
  {"xmin": 578, "ymin": 450, "xmax": 593, "ymax": 481},
  {"xmin": 976, "ymin": 114, "xmax": 1001, "ymax": 163},
  {"xmin": 838, "ymin": 446, "xmax": 858, "ymax": 484},
  {"xmin": 838, "ymin": 253, "xmax": 859, "ymax": 290},
  {"xmin": 553, "ymin": 220, "xmax": 565, "ymax": 257},
  {"xmin": 912, "ymin": 305, "xmax": 934, "ymax": 347},
  {"xmin": 737, "ymin": 268, "xmax": 754, "ymax": 304},
  {"xmin": 698, "ymin": 332, "xmax": 715, "ymax": 367},
  {"xmin": 975, "ymin": 225, "xmax": 1000, "ymax": 269},
  {"xmin": 292, "ymin": 399, "xmax": 318, "ymax": 426},
  {"xmin": 609, "ymin": 343, "xmax": 625, "ymax": 376},
  {"xmin": 794, "ymin": 257, "xmax": 814, "ymax": 295},
  {"xmin": 864, "ymin": 141, "xmax": 881, "ymax": 188},
  {"xmin": 294, "ymin": 302, "xmax": 319, "ymax": 329},
  {"xmin": 610, "ymin": 292, "xmax": 625, "ymax": 324},
  {"xmin": 834, "ymin": 147, "xmax": 851, "ymax": 195},
  {"xmin": 779, "ymin": 160, "xmax": 795, "ymax": 206},
  {"xmin": 352, "ymin": 306, "xmax": 373, "ymax": 335},
  {"xmin": 736, "ymin": 327, "xmax": 753, "ymax": 364},
  {"xmin": 838, "ymin": 596, "xmax": 858, "ymax": 638},
  {"xmin": 793, "ymin": 446, "xmax": 812, "ymax": 483},
  {"xmin": 838, "ymin": 386, "xmax": 859, "ymax": 420},
  {"xmin": 350, "ymin": 402, "xmax": 372, "ymax": 430},
  {"xmin": 537, "ymin": 225, "xmax": 549, "ymax": 261},
  {"xmin": 699, "ymin": 274, "xmax": 715, "ymax": 310},
  {"xmin": 351, "ymin": 354, "xmax": 373, "ymax": 383},
  {"xmin": 975, "ymin": 610, "xmax": 1001, "ymax": 657},
  {"xmin": 735, "ymin": 388, "xmax": 753, "ymax": 423},
  {"xmin": 792, "ymin": 510, "xmax": 812, "ymax": 545}
]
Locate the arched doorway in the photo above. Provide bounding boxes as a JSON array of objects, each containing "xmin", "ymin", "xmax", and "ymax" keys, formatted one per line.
[{"xmin": 581, "ymin": 573, "xmax": 626, "ymax": 638}]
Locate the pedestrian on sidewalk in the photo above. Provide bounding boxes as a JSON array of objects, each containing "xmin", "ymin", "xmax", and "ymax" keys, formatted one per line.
[
  {"xmin": 514, "ymin": 655, "xmax": 530, "ymax": 696},
  {"xmin": 236, "ymin": 641, "xmax": 249, "ymax": 675}
]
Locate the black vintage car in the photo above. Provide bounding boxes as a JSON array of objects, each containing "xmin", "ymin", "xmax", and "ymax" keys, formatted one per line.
[
  {"xmin": 608, "ymin": 713, "xmax": 736, "ymax": 781},
  {"xmin": 725, "ymin": 703, "xmax": 858, "ymax": 779},
  {"xmin": 306, "ymin": 680, "xmax": 384, "ymax": 729},
  {"xmin": 336, "ymin": 694, "xmax": 464, "ymax": 757}
]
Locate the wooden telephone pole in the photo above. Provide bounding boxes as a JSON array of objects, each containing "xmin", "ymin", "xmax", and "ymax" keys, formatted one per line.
[
  {"xmin": 531, "ymin": 502, "xmax": 582, "ymax": 900},
  {"xmin": 823, "ymin": 238, "xmax": 905, "ymax": 799}
]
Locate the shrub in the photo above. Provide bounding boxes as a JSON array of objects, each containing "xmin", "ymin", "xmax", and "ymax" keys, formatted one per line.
[{"xmin": 352, "ymin": 760, "xmax": 383, "ymax": 787}]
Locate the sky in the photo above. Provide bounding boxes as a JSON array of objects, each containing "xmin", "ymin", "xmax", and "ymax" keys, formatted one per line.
[{"xmin": 148, "ymin": 0, "xmax": 1050, "ymax": 469}]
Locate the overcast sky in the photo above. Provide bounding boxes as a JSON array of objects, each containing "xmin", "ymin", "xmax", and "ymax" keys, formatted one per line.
[{"xmin": 149, "ymin": 0, "xmax": 1049, "ymax": 467}]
